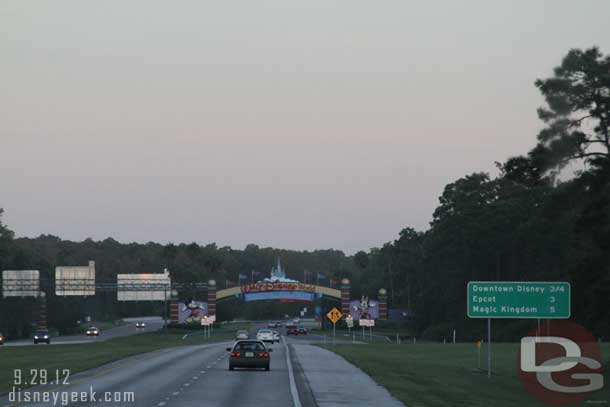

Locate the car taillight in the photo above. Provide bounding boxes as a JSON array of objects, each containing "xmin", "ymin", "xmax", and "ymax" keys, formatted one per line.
[
  {"xmin": 258, "ymin": 353, "xmax": 269, "ymax": 357},
  {"xmin": 230, "ymin": 352, "xmax": 241, "ymax": 357}
]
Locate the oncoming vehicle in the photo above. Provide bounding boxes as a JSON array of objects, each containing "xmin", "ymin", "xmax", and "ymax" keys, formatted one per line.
[
  {"xmin": 235, "ymin": 329, "xmax": 249, "ymax": 340},
  {"xmin": 227, "ymin": 340, "xmax": 272, "ymax": 371},
  {"xmin": 267, "ymin": 321, "xmax": 279, "ymax": 328},
  {"xmin": 272, "ymin": 330, "xmax": 280, "ymax": 343},
  {"xmin": 298, "ymin": 327, "xmax": 308, "ymax": 335},
  {"xmin": 286, "ymin": 325, "xmax": 299, "ymax": 336},
  {"xmin": 135, "ymin": 322, "xmax": 147, "ymax": 329},
  {"xmin": 33, "ymin": 330, "xmax": 50, "ymax": 344},
  {"xmin": 86, "ymin": 326, "xmax": 100, "ymax": 336},
  {"xmin": 0, "ymin": 332, "xmax": 4, "ymax": 345},
  {"xmin": 256, "ymin": 329, "xmax": 274, "ymax": 343}
]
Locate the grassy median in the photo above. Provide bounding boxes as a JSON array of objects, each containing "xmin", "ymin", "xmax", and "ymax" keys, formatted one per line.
[
  {"xmin": 320, "ymin": 342, "xmax": 610, "ymax": 407},
  {"xmin": 0, "ymin": 323, "xmax": 247, "ymax": 395}
]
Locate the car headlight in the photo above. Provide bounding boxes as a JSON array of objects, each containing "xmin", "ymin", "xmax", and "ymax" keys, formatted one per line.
[
  {"xmin": 34, "ymin": 336, "xmax": 39, "ymax": 339},
  {"xmin": 44, "ymin": 335, "xmax": 49, "ymax": 339}
]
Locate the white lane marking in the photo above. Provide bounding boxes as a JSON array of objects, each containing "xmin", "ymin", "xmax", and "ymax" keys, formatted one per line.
[
  {"xmin": 200, "ymin": 370, "xmax": 206, "ymax": 373},
  {"xmin": 183, "ymin": 383, "xmax": 191, "ymax": 387},
  {"xmin": 207, "ymin": 365, "xmax": 211, "ymax": 368},
  {"xmin": 172, "ymin": 392, "xmax": 180, "ymax": 396},
  {"xmin": 157, "ymin": 402, "xmax": 167, "ymax": 406},
  {"xmin": 283, "ymin": 337, "xmax": 302, "ymax": 407},
  {"xmin": 193, "ymin": 376, "xmax": 199, "ymax": 380}
]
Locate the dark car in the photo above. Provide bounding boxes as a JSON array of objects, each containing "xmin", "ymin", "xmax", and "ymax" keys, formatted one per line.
[
  {"xmin": 286, "ymin": 325, "xmax": 299, "ymax": 336},
  {"xmin": 0, "ymin": 332, "xmax": 4, "ymax": 345},
  {"xmin": 227, "ymin": 340, "xmax": 272, "ymax": 371},
  {"xmin": 33, "ymin": 330, "xmax": 50, "ymax": 344},
  {"xmin": 298, "ymin": 327, "xmax": 308, "ymax": 335}
]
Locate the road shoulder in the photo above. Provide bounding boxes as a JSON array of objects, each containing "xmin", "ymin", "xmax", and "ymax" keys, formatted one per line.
[
  {"xmin": 292, "ymin": 344, "xmax": 405, "ymax": 407},
  {"xmin": 288, "ymin": 343, "xmax": 319, "ymax": 407}
]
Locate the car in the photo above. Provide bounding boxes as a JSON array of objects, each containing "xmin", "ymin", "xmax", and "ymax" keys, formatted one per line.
[
  {"xmin": 86, "ymin": 326, "xmax": 100, "ymax": 336},
  {"xmin": 235, "ymin": 329, "xmax": 249, "ymax": 340},
  {"xmin": 267, "ymin": 321, "xmax": 280, "ymax": 328},
  {"xmin": 286, "ymin": 325, "xmax": 299, "ymax": 336},
  {"xmin": 135, "ymin": 322, "xmax": 147, "ymax": 329},
  {"xmin": 298, "ymin": 327, "xmax": 308, "ymax": 335},
  {"xmin": 256, "ymin": 329, "xmax": 274, "ymax": 343},
  {"xmin": 227, "ymin": 340, "xmax": 272, "ymax": 371},
  {"xmin": 33, "ymin": 330, "xmax": 50, "ymax": 344},
  {"xmin": 0, "ymin": 332, "xmax": 4, "ymax": 345},
  {"xmin": 272, "ymin": 330, "xmax": 280, "ymax": 342}
]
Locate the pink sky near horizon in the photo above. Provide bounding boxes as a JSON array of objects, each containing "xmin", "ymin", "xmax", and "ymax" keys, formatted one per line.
[{"xmin": 1, "ymin": 1, "xmax": 609, "ymax": 253}]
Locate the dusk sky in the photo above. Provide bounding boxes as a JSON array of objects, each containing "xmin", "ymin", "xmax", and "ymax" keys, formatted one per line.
[{"xmin": 2, "ymin": 1, "xmax": 609, "ymax": 253}]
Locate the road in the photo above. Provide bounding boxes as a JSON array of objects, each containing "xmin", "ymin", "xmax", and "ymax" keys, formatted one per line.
[
  {"xmin": 3, "ymin": 318, "xmax": 164, "ymax": 347},
  {"xmin": 1, "ymin": 323, "xmax": 404, "ymax": 407}
]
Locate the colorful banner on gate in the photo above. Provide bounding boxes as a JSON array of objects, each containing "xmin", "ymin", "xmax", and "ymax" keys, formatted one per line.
[
  {"xmin": 240, "ymin": 282, "xmax": 317, "ymax": 294},
  {"xmin": 243, "ymin": 290, "xmax": 315, "ymax": 302}
]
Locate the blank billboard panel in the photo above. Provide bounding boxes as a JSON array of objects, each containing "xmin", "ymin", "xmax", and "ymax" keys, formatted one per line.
[
  {"xmin": 55, "ymin": 261, "xmax": 96, "ymax": 296},
  {"xmin": 2, "ymin": 270, "xmax": 40, "ymax": 297},
  {"xmin": 117, "ymin": 271, "xmax": 171, "ymax": 301}
]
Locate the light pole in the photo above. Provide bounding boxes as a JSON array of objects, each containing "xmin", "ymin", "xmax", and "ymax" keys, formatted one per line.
[{"xmin": 162, "ymin": 270, "xmax": 171, "ymax": 332}]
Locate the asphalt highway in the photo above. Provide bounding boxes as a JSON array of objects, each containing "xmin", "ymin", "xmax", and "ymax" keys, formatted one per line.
[
  {"xmin": 1, "ymin": 323, "xmax": 405, "ymax": 407},
  {"xmin": 3, "ymin": 325, "xmax": 296, "ymax": 407},
  {"xmin": 3, "ymin": 318, "xmax": 164, "ymax": 347}
]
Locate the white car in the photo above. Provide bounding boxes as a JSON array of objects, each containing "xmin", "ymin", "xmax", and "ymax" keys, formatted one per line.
[
  {"xmin": 256, "ymin": 329, "xmax": 274, "ymax": 343},
  {"xmin": 135, "ymin": 322, "xmax": 147, "ymax": 328},
  {"xmin": 235, "ymin": 330, "xmax": 249, "ymax": 340},
  {"xmin": 272, "ymin": 330, "xmax": 280, "ymax": 343},
  {"xmin": 85, "ymin": 326, "xmax": 100, "ymax": 336}
]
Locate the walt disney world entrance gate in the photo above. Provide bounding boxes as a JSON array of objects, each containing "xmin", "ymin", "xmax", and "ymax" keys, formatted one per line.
[{"xmin": 169, "ymin": 260, "xmax": 388, "ymax": 325}]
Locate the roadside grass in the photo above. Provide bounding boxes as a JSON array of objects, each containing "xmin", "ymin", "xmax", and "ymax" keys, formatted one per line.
[
  {"xmin": 319, "ymin": 342, "xmax": 610, "ymax": 407},
  {"xmin": 311, "ymin": 327, "xmax": 396, "ymax": 343},
  {"xmin": 0, "ymin": 323, "xmax": 247, "ymax": 394}
]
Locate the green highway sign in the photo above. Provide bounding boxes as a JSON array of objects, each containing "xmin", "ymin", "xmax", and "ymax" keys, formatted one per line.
[{"xmin": 467, "ymin": 281, "xmax": 570, "ymax": 319}]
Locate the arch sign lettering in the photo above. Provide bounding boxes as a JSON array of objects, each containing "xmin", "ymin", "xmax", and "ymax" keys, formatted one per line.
[
  {"xmin": 215, "ymin": 282, "xmax": 341, "ymax": 302},
  {"xmin": 242, "ymin": 282, "xmax": 317, "ymax": 302}
]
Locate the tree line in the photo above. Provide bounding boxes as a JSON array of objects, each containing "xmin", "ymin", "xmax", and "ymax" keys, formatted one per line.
[{"xmin": 1, "ymin": 47, "xmax": 608, "ymax": 340}]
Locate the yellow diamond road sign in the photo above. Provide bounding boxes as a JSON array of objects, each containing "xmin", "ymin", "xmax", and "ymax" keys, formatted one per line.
[{"xmin": 326, "ymin": 307, "xmax": 342, "ymax": 324}]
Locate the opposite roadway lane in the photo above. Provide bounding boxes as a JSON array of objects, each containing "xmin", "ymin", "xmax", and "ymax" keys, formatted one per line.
[
  {"xmin": 3, "ymin": 318, "xmax": 165, "ymax": 347},
  {"xmin": 1, "ymin": 323, "xmax": 405, "ymax": 407}
]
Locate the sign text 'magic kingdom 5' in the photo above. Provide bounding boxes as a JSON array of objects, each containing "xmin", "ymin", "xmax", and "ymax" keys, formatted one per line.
[{"xmin": 467, "ymin": 281, "xmax": 570, "ymax": 319}]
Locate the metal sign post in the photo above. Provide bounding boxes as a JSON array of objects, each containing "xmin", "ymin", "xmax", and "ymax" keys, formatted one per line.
[
  {"xmin": 487, "ymin": 318, "xmax": 491, "ymax": 378},
  {"xmin": 326, "ymin": 307, "xmax": 342, "ymax": 346},
  {"xmin": 346, "ymin": 315, "xmax": 354, "ymax": 333}
]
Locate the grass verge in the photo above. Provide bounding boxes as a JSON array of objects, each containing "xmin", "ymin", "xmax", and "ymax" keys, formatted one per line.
[
  {"xmin": 0, "ymin": 323, "xmax": 247, "ymax": 395},
  {"xmin": 319, "ymin": 342, "xmax": 609, "ymax": 407}
]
